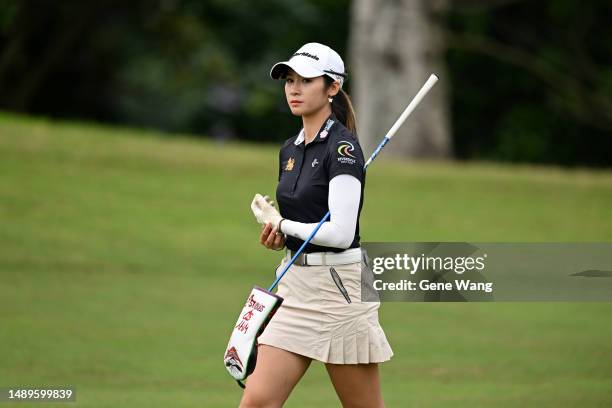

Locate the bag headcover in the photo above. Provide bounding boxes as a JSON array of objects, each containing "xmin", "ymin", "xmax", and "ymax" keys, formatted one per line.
[{"xmin": 223, "ymin": 286, "xmax": 283, "ymax": 388}]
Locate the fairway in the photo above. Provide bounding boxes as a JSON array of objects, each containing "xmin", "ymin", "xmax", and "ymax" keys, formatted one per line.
[{"xmin": 1, "ymin": 112, "xmax": 612, "ymax": 407}]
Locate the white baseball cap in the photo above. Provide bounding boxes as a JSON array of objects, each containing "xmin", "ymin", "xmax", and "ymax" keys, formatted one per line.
[{"xmin": 269, "ymin": 42, "xmax": 347, "ymax": 88}]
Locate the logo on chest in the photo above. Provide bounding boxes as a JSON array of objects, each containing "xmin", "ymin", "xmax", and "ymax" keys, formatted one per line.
[
  {"xmin": 285, "ymin": 157, "xmax": 295, "ymax": 171},
  {"xmin": 311, "ymin": 158, "xmax": 319, "ymax": 168}
]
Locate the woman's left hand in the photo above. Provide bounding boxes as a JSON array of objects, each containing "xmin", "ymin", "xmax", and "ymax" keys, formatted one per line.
[{"xmin": 260, "ymin": 222, "xmax": 286, "ymax": 251}]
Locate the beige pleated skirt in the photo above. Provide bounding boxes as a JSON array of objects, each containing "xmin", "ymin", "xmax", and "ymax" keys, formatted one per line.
[{"xmin": 257, "ymin": 253, "xmax": 394, "ymax": 364}]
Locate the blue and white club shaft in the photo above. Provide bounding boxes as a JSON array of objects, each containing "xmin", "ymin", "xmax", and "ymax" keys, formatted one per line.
[{"xmin": 268, "ymin": 74, "xmax": 439, "ymax": 292}]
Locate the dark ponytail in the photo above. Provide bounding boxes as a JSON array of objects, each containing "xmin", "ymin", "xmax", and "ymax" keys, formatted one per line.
[{"xmin": 324, "ymin": 76, "xmax": 357, "ymax": 137}]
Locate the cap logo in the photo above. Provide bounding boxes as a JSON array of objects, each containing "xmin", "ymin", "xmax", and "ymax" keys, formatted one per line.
[{"xmin": 292, "ymin": 51, "xmax": 319, "ymax": 61}]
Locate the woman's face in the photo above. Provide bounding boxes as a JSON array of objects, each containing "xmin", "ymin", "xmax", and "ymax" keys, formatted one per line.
[{"xmin": 284, "ymin": 68, "xmax": 337, "ymax": 117}]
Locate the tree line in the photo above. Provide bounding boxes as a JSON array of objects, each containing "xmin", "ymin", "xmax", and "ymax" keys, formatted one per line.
[{"xmin": 0, "ymin": 0, "xmax": 610, "ymax": 167}]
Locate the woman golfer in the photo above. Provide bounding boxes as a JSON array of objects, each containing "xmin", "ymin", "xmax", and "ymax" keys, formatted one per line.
[{"xmin": 242, "ymin": 42, "xmax": 393, "ymax": 408}]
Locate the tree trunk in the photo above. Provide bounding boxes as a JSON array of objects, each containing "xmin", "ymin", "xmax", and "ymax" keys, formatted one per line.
[{"xmin": 348, "ymin": 0, "xmax": 452, "ymax": 160}]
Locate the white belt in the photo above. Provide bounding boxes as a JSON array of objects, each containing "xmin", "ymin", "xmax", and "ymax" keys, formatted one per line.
[{"xmin": 285, "ymin": 247, "xmax": 362, "ymax": 266}]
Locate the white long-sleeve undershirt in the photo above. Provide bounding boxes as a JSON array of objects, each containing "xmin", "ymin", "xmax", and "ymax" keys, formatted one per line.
[{"xmin": 280, "ymin": 174, "xmax": 360, "ymax": 249}]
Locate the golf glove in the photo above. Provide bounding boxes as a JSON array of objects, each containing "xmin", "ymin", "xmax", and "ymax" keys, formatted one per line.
[{"xmin": 250, "ymin": 193, "xmax": 283, "ymax": 230}]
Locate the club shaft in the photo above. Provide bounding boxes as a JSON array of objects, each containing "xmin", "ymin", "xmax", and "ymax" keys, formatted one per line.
[
  {"xmin": 364, "ymin": 74, "xmax": 438, "ymax": 168},
  {"xmin": 386, "ymin": 74, "xmax": 438, "ymax": 141}
]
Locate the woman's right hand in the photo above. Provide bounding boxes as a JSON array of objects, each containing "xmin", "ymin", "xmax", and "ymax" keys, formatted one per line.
[{"xmin": 260, "ymin": 222, "xmax": 286, "ymax": 251}]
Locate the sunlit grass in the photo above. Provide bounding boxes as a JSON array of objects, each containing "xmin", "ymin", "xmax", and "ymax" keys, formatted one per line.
[{"xmin": 1, "ymin": 112, "xmax": 611, "ymax": 407}]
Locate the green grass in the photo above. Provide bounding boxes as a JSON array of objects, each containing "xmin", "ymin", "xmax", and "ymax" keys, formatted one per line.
[{"xmin": 1, "ymin": 111, "xmax": 611, "ymax": 407}]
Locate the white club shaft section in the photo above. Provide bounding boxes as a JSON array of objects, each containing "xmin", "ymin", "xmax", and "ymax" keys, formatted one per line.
[{"xmin": 385, "ymin": 74, "xmax": 439, "ymax": 140}]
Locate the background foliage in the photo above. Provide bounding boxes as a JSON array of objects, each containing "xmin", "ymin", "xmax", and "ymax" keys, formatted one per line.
[{"xmin": 0, "ymin": 0, "xmax": 610, "ymax": 166}]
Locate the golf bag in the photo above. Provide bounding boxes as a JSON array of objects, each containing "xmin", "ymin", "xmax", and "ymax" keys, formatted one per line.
[{"xmin": 223, "ymin": 286, "xmax": 283, "ymax": 388}]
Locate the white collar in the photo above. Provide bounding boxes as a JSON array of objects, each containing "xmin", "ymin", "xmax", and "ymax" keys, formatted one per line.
[
  {"xmin": 293, "ymin": 117, "xmax": 335, "ymax": 145},
  {"xmin": 294, "ymin": 128, "xmax": 305, "ymax": 145}
]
